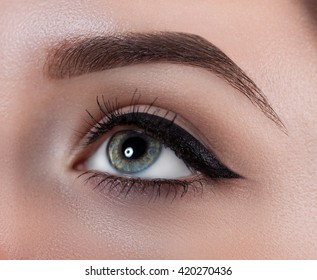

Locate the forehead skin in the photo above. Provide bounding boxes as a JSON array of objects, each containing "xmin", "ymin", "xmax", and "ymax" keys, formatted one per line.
[{"xmin": 0, "ymin": 0, "xmax": 316, "ymax": 259}]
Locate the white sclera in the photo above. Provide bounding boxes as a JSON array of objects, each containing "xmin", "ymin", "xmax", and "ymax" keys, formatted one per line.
[{"xmin": 86, "ymin": 137, "xmax": 192, "ymax": 179}]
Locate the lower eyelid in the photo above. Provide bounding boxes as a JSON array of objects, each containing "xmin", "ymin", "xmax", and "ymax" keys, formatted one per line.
[{"xmin": 78, "ymin": 170, "xmax": 207, "ymax": 201}]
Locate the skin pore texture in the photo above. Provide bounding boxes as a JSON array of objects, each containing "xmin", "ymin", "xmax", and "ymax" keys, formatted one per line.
[{"xmin": 0, "ymin": 0, "xmax": 317, "ymax": 259}]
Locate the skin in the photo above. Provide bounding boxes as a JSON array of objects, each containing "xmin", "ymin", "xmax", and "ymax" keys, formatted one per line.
[{"xmin": 0, "ymin": 0, "xmax": 316, "ymax": 259}]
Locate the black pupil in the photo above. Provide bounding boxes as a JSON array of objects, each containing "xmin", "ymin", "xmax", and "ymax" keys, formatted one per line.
[{"xmin": 121, "ymin": 136, "xmax": 148, "ymax": 160}]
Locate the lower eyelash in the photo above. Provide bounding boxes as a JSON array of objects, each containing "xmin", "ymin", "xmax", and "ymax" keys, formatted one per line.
[{"xmin": 78, "ymin": 171, "xmax": 206, "ymax": 201}]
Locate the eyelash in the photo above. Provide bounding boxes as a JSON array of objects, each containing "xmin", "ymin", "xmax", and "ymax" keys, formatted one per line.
[
  {"xmin": 77, "ymin": 94, "xmax": 240, "ymax": 200},
  {"xmin": 78, "ymin": 171, "xmax": 206, "ymax": 201}
]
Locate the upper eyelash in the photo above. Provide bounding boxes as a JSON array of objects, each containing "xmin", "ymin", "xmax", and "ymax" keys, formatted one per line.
[
  {"xmin": 85, "ymin": 93, "xmax": 172, "ymax": 145},
  {"xmin": 83, "ymin": 94, "xmax": 241, "ymax": 180}
]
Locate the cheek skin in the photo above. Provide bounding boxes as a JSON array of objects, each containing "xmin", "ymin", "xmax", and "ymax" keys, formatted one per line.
[{"xmin": 0, "ymin": 0, "xmax": 316, "ymax": 259}]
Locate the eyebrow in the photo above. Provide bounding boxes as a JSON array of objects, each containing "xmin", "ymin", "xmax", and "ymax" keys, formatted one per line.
[
  {"xmin": 303, "ymin": 0, "xmax": 317, "ymax": 25},
  {"xmin": 45, "ymin": 32, "xmax": 285, "ymax": 131}
]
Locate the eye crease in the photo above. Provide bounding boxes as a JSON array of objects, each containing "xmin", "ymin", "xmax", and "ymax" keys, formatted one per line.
[{"xmin": 76, "ymin": 95, "xmax": 242, "ymax": 199}]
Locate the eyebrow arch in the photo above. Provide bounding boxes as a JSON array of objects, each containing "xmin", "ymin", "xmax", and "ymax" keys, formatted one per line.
[{"xmin": 45, "ymin": 31, "xmax": 286, "ymax": 131}]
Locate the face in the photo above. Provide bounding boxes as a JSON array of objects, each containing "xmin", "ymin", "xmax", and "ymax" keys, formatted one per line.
[{"xmin": 0, "ymin": 0, "xmax": 316, "ymax": 259}]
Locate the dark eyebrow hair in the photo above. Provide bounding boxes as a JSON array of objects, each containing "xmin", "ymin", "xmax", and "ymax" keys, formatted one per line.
[
  {"xmin": 303, "ymin": 0, "xmax": 317, "ymax": 25},
  {"xmin": 45, "ymin": 32, "xmax": 286, "ymax": 131}
]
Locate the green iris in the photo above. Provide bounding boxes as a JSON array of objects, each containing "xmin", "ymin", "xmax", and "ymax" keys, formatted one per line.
[{"xmin": 107, "ymin": 130, "xmax": 162, "ymax": 174}]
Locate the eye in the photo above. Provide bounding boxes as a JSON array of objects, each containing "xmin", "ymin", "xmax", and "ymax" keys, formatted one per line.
[
  {"xmin": 75, "ymin": 96, "xmax": 241, "ymax": 199},
  {"xmin": 86, "ymin": 129, "xmax": 192, "ymax": 179}
]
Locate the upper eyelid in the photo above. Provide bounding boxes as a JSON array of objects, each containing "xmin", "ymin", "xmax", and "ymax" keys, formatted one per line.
[
  {"xmin": 84, "ymin": 95, "xmax": 198, "ymax": 146},
  {"xmin": 80, "ymin": 98, "xmax": 241, "ymax": 180}
]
